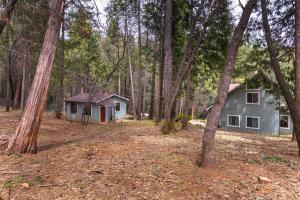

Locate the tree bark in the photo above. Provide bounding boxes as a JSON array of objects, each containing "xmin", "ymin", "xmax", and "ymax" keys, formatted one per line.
[
  {"xmin": 0, "ymin": 0, "xmax": 18, "ymax": 35},
  {"xmin": 136, "ymin": 0, "xmax": 143, "ymax": 120},
  {"xmin": 20, "ymin": 43, "xmax": 28, "ymax": 111},
  {"xmin": 6, "ymin": 0, "xmax": 64, "ymax": 154},
  {"xmin": 55, "ymin": 1, "xmax": 65, "ymax": 119},
  {"xmin": 155, "ymin": 39, "xmax": 164, "ymax": 124},
  {"xmin": 200, "ymin": 0, "xmax": 257, "ymax": 168},
  {"xmin": 261, "ymin": 0, "xmax": 300, "ymax": 154},
  {"xmin": 161, "ymin": 0, "xmax": 173, "ymax": 134},
  {"xmin": 295, "ymin": 0, "xmax": 300, "ymax": 153},
  {"xmin": 124, "ymin": 1, "xmax": 136, "ymax": 119},
  {"xmin": 5, "ymin": 30, "xmax": 11, "ymax": 112},
  {"xmin": 182, "ymin": 66, "xmax": 192, "ymax": 130},
  {"xmin": 149, "ymin": 55, "xmax": 157, "ymax": 120},
  {"xmin": 12, "ymin": 73, "xmax": 22, "ymax": 110},
  {"xmin": 161, "ymin": 1, "xmax": 206, "ymax": 134}
]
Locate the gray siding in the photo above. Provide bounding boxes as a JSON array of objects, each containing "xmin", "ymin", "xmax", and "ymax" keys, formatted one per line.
[
  {"xmin": 109, "ymin": 96, "xmax": 127, "ymax": 120},
  {"xmin": 65, "ymin": 95, "xmax": 127, "ymax": 123},
  {"xmin": 220, "ymin": 85, "xmax": 281, "ymax": 135}
]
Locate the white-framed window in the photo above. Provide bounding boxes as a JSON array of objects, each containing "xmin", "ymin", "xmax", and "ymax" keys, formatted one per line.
[
  {"xmin": 280, "ymin": 115, "xmax": 290, "ymax": 129},
  {"xmin": 227, "ymin": 115, "xmax": 240, "ymax": 127},
  {"xmin": 246, "ymin": 116, "xmax": 260, "ymax": 129},
  {"xmin": 246, "ymin": 92, "xmax": 260, "ymax": 105}
]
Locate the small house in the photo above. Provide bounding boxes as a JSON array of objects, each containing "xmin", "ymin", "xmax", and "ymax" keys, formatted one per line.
[
  {"xmin": 65, "ymin": 92, "xmax": 128, "ymax": 123},
  {"xmin": 219, "ymin": 72, "xmax": 293, "ymax": 136}
]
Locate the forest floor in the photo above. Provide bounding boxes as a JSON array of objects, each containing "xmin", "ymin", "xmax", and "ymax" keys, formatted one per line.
[{"xmin": 0, "ymin": 110, "xmax": 300, "ymax": 200}]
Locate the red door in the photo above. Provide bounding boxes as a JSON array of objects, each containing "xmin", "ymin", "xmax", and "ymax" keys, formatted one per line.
[{"xmin": 100, "ymin": 106, "xmax": 106, "ymax": 122}]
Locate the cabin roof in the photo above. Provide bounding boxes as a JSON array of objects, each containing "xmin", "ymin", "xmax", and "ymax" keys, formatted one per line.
[
  {"xmin": 228, "ymin": 71, "xmax": 276, "ymax": 95},
  {"xmin": 65, "ymin": 92, "xmax": 129, "ymax": 103}
]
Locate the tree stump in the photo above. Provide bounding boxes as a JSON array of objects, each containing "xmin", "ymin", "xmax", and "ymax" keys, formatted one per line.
[{"xmin": 0, "ymin": 135, "xmax": 9, "ymax": 151}]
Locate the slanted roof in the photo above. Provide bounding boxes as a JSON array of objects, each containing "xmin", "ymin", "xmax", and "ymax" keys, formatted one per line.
[
  {"xmin": 65, "ymin": 92, "xmax": 129, "ymax": 104},
  {"xmin": 228, "ymin": 71, "xmax": 276, "ymax": 95},
  {"xmin": 228, "ymin": 84, "xmax": 239, "ymax": 93}
]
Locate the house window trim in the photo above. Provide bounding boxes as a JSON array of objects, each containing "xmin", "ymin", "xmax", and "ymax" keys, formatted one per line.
[
  {"xmin": 246, "ymin": 82, "xmax": 260, "ymax": 90},
  {"xmin": 227, "ymin": 115, "xmax": 240, "ymax": 128},
  {"xmin": 245, "ymin": 116, "xmax": 260, "ymax": 130},
  {"xmin": 280, "ymin": 115, "xmax": 290, "ymax": 130},
  {"xmin": 246, "ymin": 92, "xmax": 260, "ymax": 105},
  {"xmin": 70, "ymin": 102, "xmax": 78, "ymax": 114}
]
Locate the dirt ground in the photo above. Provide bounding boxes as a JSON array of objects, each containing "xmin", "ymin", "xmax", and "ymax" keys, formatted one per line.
[{"xmin": 0, "ymin": 110, "xmax": 300, "ymax": 200}]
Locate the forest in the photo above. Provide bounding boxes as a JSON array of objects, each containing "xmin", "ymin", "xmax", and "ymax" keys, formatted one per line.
[{"xmin": 0, "ymin": 0, "xmax": 300, "ymax": 199}]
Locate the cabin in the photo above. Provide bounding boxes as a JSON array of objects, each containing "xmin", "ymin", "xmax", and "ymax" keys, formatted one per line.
[
  {"xmin": 64, "ymin": 92, "xmax": 128, "ymax": 123},
  {"xmin": 219, "ymin": 72, "xmax": 293, "ymax": 136}
]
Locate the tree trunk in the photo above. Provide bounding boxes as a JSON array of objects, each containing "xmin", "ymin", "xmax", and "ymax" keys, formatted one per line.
[
  {"xmin": 0, "ymin": 0, "xmax": 18, "ymax": 35},
  {"xmin": 142, "ymin": 72, "xmax": 147, "ymax": 117},
  {"xmin": 136, "ymin": 0, "xmax": 142, "ymax": 120},
  {"xmin": 182, "ymin": 66, "xmax": 192, "ymax": 130},
  {"xmin": 261, "ymin": 0, "xmax": 300, "ymax": 154},
  {"xmin": 148, "ymin": 55, "xmax": 157, "ymax": 120},
  {"xmin": 12, "ymin": 73, "xmax": 22, "ymax": 110},
  {"xmin": 155, "ymin": 39, "xmax": 164, "ymax": 124},
  {"xmin": 161, "ymin": 0, "xmax": 173, "ymax": 134},
  {"xmin": 6, "ymin": 0, "xmax": 64, "ymax": 154},
  {"xmin": 200, "ymin": 0, "xmax": 257, "ymax": 168},
  {"xmin": 20, "ymin": 45, "xmax": 27, "ymax": 111},
  {"xmin": 124, "ymin": 1, "xmax": 136, "ymax": 119},
  {"xmin": 161, "ymin": 1, "xmax": 207, "ymax": 133},
  {"xmin": 295, "ymin": 0, "xmax": 300, "ymax": 153},
  {"xmin": 5, "ymin": 30, "xmax": 11, "ymax": 112},
  {"xmin": 55, "ymin": 1, "xmax": 65, "ymax": 119}
]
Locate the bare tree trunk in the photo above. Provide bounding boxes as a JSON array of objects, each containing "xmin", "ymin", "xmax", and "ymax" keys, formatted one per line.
[
  {"xmin": 161, "ymin": 1, "xmax": 207, "ymax": 134},
  {"xmin": 55, "ymin": 1, "xmax": 65, "ymax": 119},
  {"xmin": 0, "ymin": 0, "xmax": 18, "ymax": 35},
  {"xmin": 142, "ymin": 73, "xmax": 147, "ymax": 117},
  {"xmin": 182, "ymin": 66, "xmax": 192, "ymax": 130},
  {"xmin": 5, "ymin": 30, "xmax": 10, "ymax": 112},
  {"xmin": 118, "ymin": 70, "xmax": 121, "ymax": 95},
  {"xmin": 161, "ymin": 0, "xmax": 173, "ymax": 134},
  {"xmin": 149, "ymin": 56, "xmax": 156, "ymax": 120},
  {"xmin": 136, "ymin": 0, "xmax": 142, "ymax": 120},
  {"xmin": 12, "ymin": 73, "xmax": 22, "ymax": 110},
  {"xmin": 155, "ymin": 40, "xmax": 164, "ymax": 124},
  {"xmin": 295, "ymin": 0, "xmax": 300, "ymax": 153},
  {"xmin": 261, "ymin": 0, "xmax": 300, "ymax": 154},
  {"xmin": 6, "ymin": 0, "xmax": 64, "ymax": 154},
  {"xmin": 20, "ymin": 45, "xmax": 27, "ymax": 111},
  {"xmin": 200, "ymin": 0, "xmax": 257, "ymax": 167},
  {"xmin": 124, "ymin": 1, "xmax": 136, "ymax": 119},
  {"xmin": 127, "ymin": 43, "xmax": 136, "ymax": 119}
]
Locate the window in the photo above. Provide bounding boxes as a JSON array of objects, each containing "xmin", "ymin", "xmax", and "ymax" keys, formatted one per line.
[
  {"xmin": 83, "ymin": 104, "xmax": 91, "ymax": 115},
  {"xmin": 71, "ymin": 103, "xmax": 77, "ymax": 114},
  {"xmin": 116, "ymin": 102, "xmax": 120, "ymax": 111},
  {"xmin": 246, "ymin": 116, "xmax": 259, "ymax": 129},
  {"xmin": 246, "ymin": 92, "xmax": 260, "ymax": 104},
  {"xmin": 227, "ymin": 115, "xmax": 240, "ymax": 127},
  {"xmin": 280, "ymin": 115, "xmax": 289, "ymax": 129}
]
